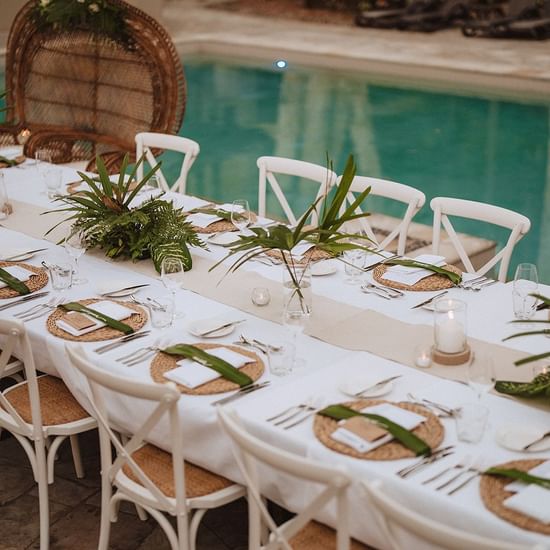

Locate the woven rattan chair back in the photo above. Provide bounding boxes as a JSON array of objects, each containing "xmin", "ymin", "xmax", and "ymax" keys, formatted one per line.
[
  {"xmin": 2, "ymin": 0, "xmax": 185, "ymax": 173},
  {"xmin": 218, "ymin": 407, "xmax": 353, "ymax": 550}
]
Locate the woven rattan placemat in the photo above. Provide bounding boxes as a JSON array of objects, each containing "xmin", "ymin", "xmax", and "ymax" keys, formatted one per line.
[
  {"xmin": 265, "ymin": 247, "xmax": 333, "ymax": 265},
  {"xmin": 313, "ymin": 399, "xmax": 443, "ymax": 460},
  {"xmin": 150, "ymin": 343, "xmax": 264, "ymax": 395},
  {"xmin": 192, "ymin": 209, "xmax": 258, "ymax": 235},
  {"xmin": 46, "ymin": 298, "xmax": 147, "ymax": 342},
  {"xmin": 480, "ymin": 459, "xmax": 550, "ymax": 535},
  {"xmin": 373, "ymin": 264, "xmax": 460, "ymax": 292},
  {"xmin": 0, "ymin": 261, "xmax": 48, "ymax": 299}
]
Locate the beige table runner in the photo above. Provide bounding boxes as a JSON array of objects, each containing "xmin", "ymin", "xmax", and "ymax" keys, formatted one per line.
[{"xmin": 4, "ymin": 199, "xmax": 546, "ymax": 410}]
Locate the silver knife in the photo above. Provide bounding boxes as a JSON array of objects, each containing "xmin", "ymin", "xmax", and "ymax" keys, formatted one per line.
[
  {"xmin": 211, "ymin": 381, "xmax": 271, "ymax": 406},
  {"xmin": 200, "ymin": 319, "xmax": 246, "ymax": 337},
  {"xmin": 411, "ymin": 290, "xmax": 448, "ymax": 310},
  {"xmin": 2, "ymin": 248, "xmax": 49, "ymax": 261},
  {"xmin": 0, "ymin": 291, "xmax": 50, "ymax": 312},
  {"xmin": 93, "ymin": 330, "xmax": 151, "ymax": 354},
  {"xmin": 100, "ymin": 283, "xmax": 150, "ymax": 296}
]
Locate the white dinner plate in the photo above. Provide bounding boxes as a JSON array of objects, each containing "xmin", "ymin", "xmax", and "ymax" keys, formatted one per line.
[
  {"xmin": 0, "ymin": 248, "xmax": 36, "ymax": 261},
  {"xmin": 339, "ymin": 377, "xmax": 396, "ymax": 399},
  {"xmin": 495, "ymin": 424, "xmax": 550, "ymax": 452},
  {"xmin": 311, "ymin": 260, "xmax": 338, "ymax": 277},
  {"xmin": 187, "ymin": 318, "xmax": 237, "ymax": 338}
]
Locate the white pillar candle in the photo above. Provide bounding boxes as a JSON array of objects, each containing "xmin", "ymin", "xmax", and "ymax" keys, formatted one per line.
[{"xmin": 436, "ymin": 316, "xmax": 465, "ymax": 354}]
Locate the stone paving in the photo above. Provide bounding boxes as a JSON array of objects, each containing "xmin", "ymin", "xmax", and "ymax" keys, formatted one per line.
[{"xmin": 0, "ymin": 429, "xmax": 257, "ymax": 550}]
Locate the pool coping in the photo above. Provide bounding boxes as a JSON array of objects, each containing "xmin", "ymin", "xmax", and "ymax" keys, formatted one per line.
[{"xmin": 167, "ymin": 2, "xmax": 550, "ymax": 103}]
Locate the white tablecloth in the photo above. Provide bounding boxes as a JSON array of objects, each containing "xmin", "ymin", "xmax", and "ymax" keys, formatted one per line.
[{"xmin": 1, "ymin": 160, "xmax": 549, "ymax": 549}]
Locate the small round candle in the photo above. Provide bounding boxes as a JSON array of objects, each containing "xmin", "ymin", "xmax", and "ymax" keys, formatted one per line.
[
  {"xmin": 251, "ymin": 286, "xmax": 270, "ymax": 307},
  {"xmin": 414, "ymin": 346, "xmax": 432, "ymax": 368}
]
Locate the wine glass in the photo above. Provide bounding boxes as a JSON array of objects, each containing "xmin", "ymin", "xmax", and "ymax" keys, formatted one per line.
[
  {"xmin": 467, "ymin": 354, "xmax": 495, "ymax": 400},
  {"xmin": 513, "ymin": 263, "xmax": 538, "ymax": 320},
  {"xmin": 64, "ymin": 230, "xmax": 87, "ymax": 285},
  {"xmin": 161, "ymin": 256, "xmax": 185, "ymax": 320},
  {"xmin": 231, "ymin": 199, "xmax": 251, "ymax": 233}
]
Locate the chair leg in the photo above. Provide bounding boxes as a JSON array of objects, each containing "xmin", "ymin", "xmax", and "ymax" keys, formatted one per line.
[
  {"xmin": 189, "ymin": 509, "xmax": 207, "ymax": 550},
  {"xmin": 69, "ymin": 434, "xmax": 85, "ymax": 479},
  {"xmin": 98, "ymin": 476, "xmax": 113, "ymax": 550},
  {"xmin": 135, "ymin": 504, "xmax": 148, "ymax": 521},
  {"xmin": 35, "ymin": 441, "xmax": 50, "ymax": 550}
]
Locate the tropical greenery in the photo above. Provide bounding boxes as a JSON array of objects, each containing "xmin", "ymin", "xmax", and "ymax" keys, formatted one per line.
[
  {"xmin": 210, "ymin": 154, "xmax": 374, "ymax": 310},
  {"xmin": 495, "ymin": 293, "xmax": 550, "ymax": 401},
  {"xmin": 34, "ymin": 0, "xmax": 128, "ymax": 43},
  {"xmin": 47, "ymin": 154, "xmax": 204, "ymax": 273},
  {"xmin": 385, "ymin": 258, "xmax": 462, "ymax": 285}
]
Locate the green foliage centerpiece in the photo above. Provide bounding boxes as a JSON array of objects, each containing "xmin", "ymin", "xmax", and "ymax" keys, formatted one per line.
[
  {"xmin": 211, "ymin": 155, "xmax": 374, "ymax": 313},
  {"xmin": 47, "ymin": 154, "xmax": 204, "ymax": 272}
]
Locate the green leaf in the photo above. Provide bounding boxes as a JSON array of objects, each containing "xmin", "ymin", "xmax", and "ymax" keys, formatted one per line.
[
  {"xmin": 59, "ymin": 302, "xmax": 134, "ymax": 335},
  {"xmin": 0, "ymin": 267, "xmax": 31, "ymax": 295},
  {"xmin": 385, "ymin": 259, "xmax": 462, "ymax": 285},
  {"xmin": 161, "ymin": 344, "xmax": 253, "ymax": 387},
  {"xmin": 494, "ymin": 372, "xmax": 550, "ymax": 398},
  {"xmin": 150, "ymin": 242, "xmax": 192, "ymax": 273},
  {"xmin": 515, "ymin": 351, "xmax": 550, "ymax": 367},
  {"xmin": 318, "ymin": 404, "xmax": 431, "ymax": 456},
  {"xmin": 0, "ymin": 155, "xmax": 18, "ymax": 167},
  {"xmin": 484, "ymin": 468, "xmax": 550, "ymax": 489}
]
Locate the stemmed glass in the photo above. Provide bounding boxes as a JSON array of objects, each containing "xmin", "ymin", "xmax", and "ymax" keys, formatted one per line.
[
  {"xmin": 161, "ymin": 256, "xmax": 185, "ymax": 320},
  {"xmin": 513, "ymin": 263, "xmax": 538, "ymax": 320},
  {"xmin": 64, "ymin": 231, "xmax": 87, "ymax": 285},
  {"xmin": 231, "ymin": 199, "xmax": 251, "ymax": 234}
]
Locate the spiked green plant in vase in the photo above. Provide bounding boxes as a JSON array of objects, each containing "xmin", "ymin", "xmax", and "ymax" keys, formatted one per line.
[
  {"xmin": 211, "ymin": 154, "xmax": 375, "ymax": 315},
  {"xmin": 46, "ymin": 154, "xmax": 204, "ymax": 272}
]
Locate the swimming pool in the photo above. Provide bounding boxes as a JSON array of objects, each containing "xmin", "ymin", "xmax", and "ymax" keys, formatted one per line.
[
  {"xmin": 175, "ymin": 54, "xmax": 549, "ymax": 282},
  {"xmin": 2, "ymin": 55, "xmax": 549, "ymax": 282}
]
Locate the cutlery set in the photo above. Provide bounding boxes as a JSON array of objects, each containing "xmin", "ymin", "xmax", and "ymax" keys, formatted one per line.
[
  {"xmin": 211, "ymin": 381, "xmax": 271, "ymax": 406},
  {"xmin": 0, "ymin": 291, "xmax": 50, "ymax": 312},
  {"xmin": 235, "ymin": 334, "xmax": 282, "ymax": 354},
  {"xmin": 420, "ymin": 456, "xmax": 484, "ymax": 495},
  {"xmin": 405, "ymin": 393, "xmax": 461, "ymax": 418},
  {"xmin": 1, "ymin": 247, "xmax": 49, "ymax": 261},
  {"xmin": 397, "ymin": 446, "xmax": 455, "ymax": 478},
  {"xmin": 13, "ymin": 296, "xmax": 64, "ymax": 321},
  {"xmin": 264, "ymin": 399, "xmax": 322, "ymax": 429}
]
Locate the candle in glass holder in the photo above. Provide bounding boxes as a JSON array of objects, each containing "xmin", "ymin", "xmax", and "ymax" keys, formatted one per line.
[
  {"xmin": 251, "ymin": 286, "xmax": 270, "ymax": 307},
  {"xmin": 414, "ymin": 345, "xmax": 432, "ymax": 368},
  {"xmin": 434, "ymin": 298, "xmax": 467, "ymax": 354}
]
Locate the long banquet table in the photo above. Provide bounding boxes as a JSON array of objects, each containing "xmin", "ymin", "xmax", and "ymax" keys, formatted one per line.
[{"xmin": 1, "ymin": 159, "xmax": 549, "ymax": 549}]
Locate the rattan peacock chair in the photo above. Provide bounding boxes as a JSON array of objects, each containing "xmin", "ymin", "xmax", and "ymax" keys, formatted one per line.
[{"xmin": 1, "ymin": 0, "xmax": 185, "ymax": 173}]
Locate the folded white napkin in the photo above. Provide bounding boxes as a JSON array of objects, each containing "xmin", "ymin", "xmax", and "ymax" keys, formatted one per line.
[
  {"xmin": 164, "ymin": 346, "xmax": 254, "ymax": 388},
  {"xmin": 218, "ymin": 203, "xmax": 244, "ymax": 213},
  {"xmin": 290, "ymin": 241, "xmax": 315, "ymax": 260},
  {"xmin": 331, "ymin": 403, "xmax": 426, "ymax": 453},
  {"xmin": 0, "ymin": 147, "xmax": 22, "ymax": 160},
  {"xmin": 0, "ymin": 265, "xmax": 35, "ymax": 288},
  {"xmin": 188, "ymin": 212, "xmax": 222, "ymax": 228},
  {"xmin": 504, "ymin": 485, "xmax": 550, "ymax": 523},
  {"xmin": 172, "ymin": 195, "xmax": 209, "ymax": 211},
  {"xmin": 507, "ymin": 461, "xmax": 550, "ymax": 493},
  {"xmin": 382, "ymin": 254, "xmax": 446, "ymax": 285},
  {"xmin": 363, "ymin": 250, "xmax": 396, "ymax": 269},
  {"xmin": 56, "ymin": 300, "xmax": 135, "ymax": 336}
]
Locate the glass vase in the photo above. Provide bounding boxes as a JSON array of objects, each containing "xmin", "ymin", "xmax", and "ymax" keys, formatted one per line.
[{"xmin": 282, "ymin": 262, "xmax": 312, "ymax": 316}]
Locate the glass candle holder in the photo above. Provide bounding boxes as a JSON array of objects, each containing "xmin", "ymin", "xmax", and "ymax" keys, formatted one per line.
[
  {"xmin": 251, "ymin": 286, "xmax": 271, "ymax": 306},
  {"xmin": 433, "ymin": 298, "xmax": 470, "ymax": 364}
]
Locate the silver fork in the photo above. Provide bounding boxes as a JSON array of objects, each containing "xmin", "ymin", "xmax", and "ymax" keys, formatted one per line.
[
  {"xmin": 422, "ymin": 455, "xmax": 471, "ymax": 485},
  {"xmin": 396, "ymin": 446, "xmax": 455, "ymax": 478},
  {"xmin": 116, "ymin": 339, "xmax": 160, "ymax": 364},
  {"xmin": 14, "ymin": 296, "xmax": 59, "ymax": 318},
  {"xmin": 435, "ymin": 456, "xmax": 476, "ymax": 490},
  {"xmin": 362, "ymin": 282, "xmax": 403, "ymax": 298},
  {"xmin": 406, "ymin": 393, "xmax": 461, "ymax": 418},
  {"xmin": 460, "ymin": 276, "xmax": 487, "ymax": 289},
  {"xmin": 123, "ymin": 346, "xmax": 161, "ymax": 367},
  {"xmin": 15, "ymin": 296, "xmax": 63, "ymax": 321},
  {"xmin": 360, "ymin": 285, "xmax": 392, "ymax": 300}
]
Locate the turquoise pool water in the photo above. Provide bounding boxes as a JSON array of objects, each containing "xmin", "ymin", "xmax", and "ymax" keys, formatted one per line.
[
  {"xmin": 2, "ymin": 56, "xmax": 549, "ymax": 282},
  {"xmin": 174, "ymin": 55, "xmax": 549, "ymax": 282}
]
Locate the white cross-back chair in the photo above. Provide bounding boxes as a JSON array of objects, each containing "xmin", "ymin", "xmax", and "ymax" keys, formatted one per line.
[
  {"xmin": 362, "ymin": 479, "xmax": 544, "ymax": 550},
  {"xmin": 337, "ymin": 175, "xmax": 426, "ymax": 256},
  {"xmin": 135, "ymin": 132, "xmax": 200, "ymax": 194},
  {"xmin": 0, "ymin": 319, "xmax": 96, "ymax": 550},
  {"xmin": 67, "ymin": 345, "xmax": 245, "ymax": 550},
  {"xmin": 217, "ymin": 407, "xmax": 368, "ymax": 550},
  {"xmin": 257, "ymin": 156, "xmax": 338, "ymax": 226},
  {"xmin": 430, "ymin": 197, "xmax": 531, "ymax": 282}
]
